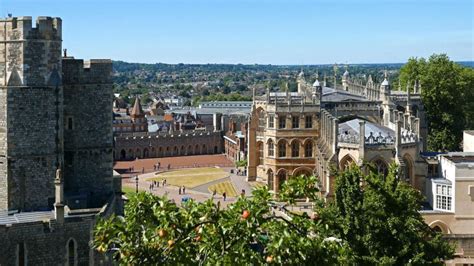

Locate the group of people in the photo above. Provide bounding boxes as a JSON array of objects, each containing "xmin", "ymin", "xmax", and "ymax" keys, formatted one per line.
[
  {"xmin": 149, "ymin": 179, "xmax": 167, "ymax": 191},
  {"xmin": 236, "ymin": 168, "xmax": 247, "ymax": 176}
]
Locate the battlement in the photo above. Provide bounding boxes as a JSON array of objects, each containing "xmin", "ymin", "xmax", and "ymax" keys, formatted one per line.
[
  {"xmin": 0, "ymin": 16, "xmax": 62, "ymax": 40},
  {"xmin": 62, "ymin": 58, "xmax": 112, "ymax": 84}
]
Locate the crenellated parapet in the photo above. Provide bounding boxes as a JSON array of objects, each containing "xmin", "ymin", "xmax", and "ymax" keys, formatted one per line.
[
  {"xmin": 62, "ymin": 58, "xmax": 112, "ymax": 84},
  {"xmin": 0, "ymin": 16, "xmax": 62, "ymax": 87}
]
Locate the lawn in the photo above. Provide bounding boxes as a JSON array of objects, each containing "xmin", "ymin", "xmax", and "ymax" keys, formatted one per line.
[
  {"xmin": 208, "ymin": 181, "xmax": 238, "ymax": 197},
  {"xmin": 147, "ymin": 167, "xmax": 228, "ymax": 188},
  {"xmin": 249, "ymin": 181, "xmax": 267, "ymax": 189},
  {"xmin": 122, "ymin": 186, "xmax": 143, "ymax": 198}
]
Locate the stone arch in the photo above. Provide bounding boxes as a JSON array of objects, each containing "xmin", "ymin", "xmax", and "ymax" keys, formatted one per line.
[
  {"xmin": 166, "ymin": 146, "xmax": 170, "ymax": 157},
  {"xmin": 428, "ymin": 220, "xmax": 450, "ymax": 234},
  {"xmin": 188, "ymin": 145, "xmax": 193, "ymax": 155},
  {"xmin": 135, "ymin": 148, "xmax": 141, "ymax": 159},
  {"xmin": 180, "ymin": 145, "xmax": 185, "ymax": 156},
  {"xmin": 143, "ymin": 148, "xmax": 149, "ymax": 158},
  {"xmin": 339, "ymin": 154, "xmax": 356, "ymax": 170},
  {"xmin": 128, "ymin": 149, "xmax": 134, "ymax": 159},
  {"xmin": 195, "ymin": 144, "xmax": 200, "ymax": 155},
  {"xmin": 267, "ymin": 169, "xmax": 274, "ymax": 191},
  {"xmin": 277, "ymin": 168, "xmax": 287, "ymax": 191},
  {"xmin": 292, "ymin": 166, "xmax": 313, "ymax": 177},
  {"xmin": 403, "ymin": 154, "xmax": 415, "ymax": 187},
  {"xmin": 173, "ymin": 146, "xmax": 178, "ymax": 156},
  {"xmin": 151, "ymin": 147, "xmax": 156, "ymax": 157},
  {"xmin": 202, "ymin": 144, "xmax": 207, "ymax": 154},
  {"xmin": 120, "ymin": 149, "xmax": 126, "ymax": 160},
  {"xmin": 214, "ymin": 146, "xmax": 218, "ymax": 154},
  {"xmin": 158, "ymin": 147, "xmax": 163, "ymax": 157},
  {"xmin": 290, "ymin": 139, "xmax": 300, "ymax": 157},
  {"xmin": 277, "ymin": 139, "xmax": 287, "ymax": 158},
  {"xmin": 371, "ymin": 157, "xmax": 389, "ymax": 177},
  {"xmin": 66, "ymin": 238, "xmax": 78, "ymax": 266}
]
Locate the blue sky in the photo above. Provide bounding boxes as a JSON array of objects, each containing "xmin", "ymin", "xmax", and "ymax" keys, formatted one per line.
[{"xmin": 4, "ymin": 0, "xmax": 473, "ymax": 64}]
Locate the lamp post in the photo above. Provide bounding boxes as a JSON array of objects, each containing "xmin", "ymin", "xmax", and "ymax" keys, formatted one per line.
[{"xmin": 135, "ymin": 175, "xmax": 139, "ymax": 193}]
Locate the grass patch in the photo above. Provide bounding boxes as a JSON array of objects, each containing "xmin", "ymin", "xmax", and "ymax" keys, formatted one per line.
[
  {"xmin": 249, "ymin": 181, "xmax": 267, "ymax": 189},
  {"xmin": 122, "ymin": 186, "xmax": 143, "ymax": 198},
  {"xmin": 208, "ymin": 181, "xmax": 238, "ymax": 197},
  {"xmin": 147, "ymin": 167, "xmax": 228, "ymax": 188}
]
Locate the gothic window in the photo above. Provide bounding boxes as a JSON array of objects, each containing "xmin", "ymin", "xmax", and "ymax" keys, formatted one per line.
[
  {"xmin": 268, "ymin": 115, "xmax": 274, "ymax": 128},
  {"xmin": 258, "ymin": 110, "xmax": 265, "ymax": 130},
  {"xmin": 17, "ymin": 242, "xmax": 26, "ymax": 266},
  {"xmin": 373, "ymin": 159, "xmax": 388, "ymax": 177},
  {"xmin": 292, "ymin": 116, "xmax": 299, "ymax": 129},
  {"xmin": 304, "ymin": 141, "xmax": 313, "ymax": 157},
  {"xmin": 268, "ymin": 169, "xmax": 274, "ymax": 191},
  {"xmin": 67, "ymin": 238, "xmax": 77, "ymax": 266},
  {"xmin": 279, "ymin": 116, "xmax": 286, "ymax": 129},
  {"xmin": 278, "ymin": 140, "xmax": 286, "ymax": 157},
  {"xmin": 268, "ymin": 140, "xmax": 274, "ymax": 157},
  {"xmin": 305, "ymin": 115, "xmax": 312, "ymax": 129},
  {"xmin": 278, "ymin": 170, "xmax": 287, "ymax": 190},
  {"xmin": 435, "ymin": 184, "xmax": 452, "ymax": 211},
  {"xmin": 291, "ymin": 141, "xmax": 300, "ymax": 157}
]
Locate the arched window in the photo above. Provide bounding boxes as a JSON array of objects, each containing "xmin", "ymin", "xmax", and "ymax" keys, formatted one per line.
[
  {"xmin": 195, "ymin": 144, "xmax": 200, "ymax": 155},
  {"xmin": 258, "ymin": 109, "xmax": 265, "ymax": 130},
  {"xmin": 340, "ymin": 155, "xmax": 355, "ymax": 170},
  {"xmin": 66, "ymin": 238, "xmax": 77, "ymax": 266},
  {"xmin": 373, "ymin": 159, "xmax": 388, "ymax": 177},
  {"xmin": 143, "ymin": 148, "xmax": 149, "ymax": 158},
  {"xmin": 304, "ymin": 141, "xmax": 313, "ymax": 157},
  {"xmin": 278, "ymin": 170, "xmax": 287, "ymax": 190},
  {"xmin": 257, "ymin": 142, "xmax": 263, "ymax": 165},
  {"xmin": 268, "ymin": 169, "xmax": 274, "ymax": 191},
  {"xmin": 432, "ymin": 226, "xmax": 442, "ymax": 233},
  {"xmin": 17, "ymin": 242, "xmax": 26, "ymax": 266},
  {"xmin": 120, "ymin": 149, "xmax": 126, "ymax": 160},
  {"xmin": 136, "ymin": 148, "xmax": 141, "ymax": 159},
  {"xmin": 202, "ymin": 144, "xmax": 207, "ymax": 154},
  {"xmin": 278, "ymin": 140, "xmax": 286, "ymax": 157},
  {"xmin": 291, "ymin": 140, "xmax": 300, "ymax": 157},
  {"xmin": 267, "ymin": 140, "xmax": 274, "ymax": 157}
]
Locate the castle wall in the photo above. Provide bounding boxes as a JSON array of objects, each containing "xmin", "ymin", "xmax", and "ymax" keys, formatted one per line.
[
  {"xmin": 0, "ymin": 17, "xmax": 63, "ymax": 211},
  {"xmin": 63, "ymin": 59, "xmax": 114, "ymax": 207}
]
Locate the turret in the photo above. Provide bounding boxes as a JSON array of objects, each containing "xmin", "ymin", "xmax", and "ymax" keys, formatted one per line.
[
  {"xmin": 342, "ymin": 65, "xmax": 349, "ymax": 91},
  {"xmin": 380, "ymin": 70, "xmax": 390, "ymax": 103},
  {"xmin": 312, "ymin": 73, "xmax": 322, "ymax": 103},
  {"xmin": 406, "ymin": 82, "xmax": 411, "ymax": 114}
]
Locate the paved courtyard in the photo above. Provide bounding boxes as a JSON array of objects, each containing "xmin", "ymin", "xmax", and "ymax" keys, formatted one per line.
[{"xmin": 118, "ymin": 154, "xmax": 255, "ymax": 206}]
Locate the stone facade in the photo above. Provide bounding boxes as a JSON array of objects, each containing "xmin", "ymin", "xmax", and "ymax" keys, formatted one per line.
[
  {"xmin": 0, "ymin": 16, "xmax": 121, "ymax": 265},
  {"xmin": 224, "ymin": 117, "xmax": 248, "ymax": 162},
  {"xmin": 248, "ymin": 70, "xmax": 427, "ymax": 196}
]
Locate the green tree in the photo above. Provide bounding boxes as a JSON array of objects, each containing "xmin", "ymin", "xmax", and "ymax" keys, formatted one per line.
[
  {"xmin": 93, "ymin": 167, "xmax": 453, "ymax": 265},
  {"xmin": 400, "ymin": 54, "xmax": 473, "ymax": 151},
  {"xmin": 325, "ymin": 164, "xmax": 454, "ymax": 264}
]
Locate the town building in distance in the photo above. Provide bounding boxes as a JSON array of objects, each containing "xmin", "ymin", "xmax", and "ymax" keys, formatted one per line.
[{"xmin": 0, "ymin": 16, "xmax": 121, "ymax": 265}]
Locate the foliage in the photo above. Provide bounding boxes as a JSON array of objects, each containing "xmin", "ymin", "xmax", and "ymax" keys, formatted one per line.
[
  {"xmin": 94, "ymin": 166, "xmax": 453, "ymax": 265},
  {"xmin": 399, "ymin": 54, "xmax": 474, "ymax": 151},
  {"xmin": 94, "ymin": 186, "xmax": 348, "ymax": 265},
  {"xmin": 234, "ymin": 159, "xmax": 247, "ymax": 168},
  {"xmin": 326, "ymin": 163, "xmax": 454, "ymax": 264}
]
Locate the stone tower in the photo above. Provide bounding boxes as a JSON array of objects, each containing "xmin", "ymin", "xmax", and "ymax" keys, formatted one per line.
[
  {"xmin": 0, "ymin": 16, "xmax": 63, "ymax": 211},
  {"xmin": 130, "ymin": 96, "xmax": 147, "ymax": 132}
]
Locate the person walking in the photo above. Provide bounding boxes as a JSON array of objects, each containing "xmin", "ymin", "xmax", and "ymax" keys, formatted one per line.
[
  {"xmin": 178, "ymin": 186, "xmax": 182, "ymax": 195},
  {"xmin": 182, "ymin": 186, "xmax": 186, "ymax": 194},
  {"xmin": 223, "ymin": 192, "xmax": 227, "ymax": 201}
]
